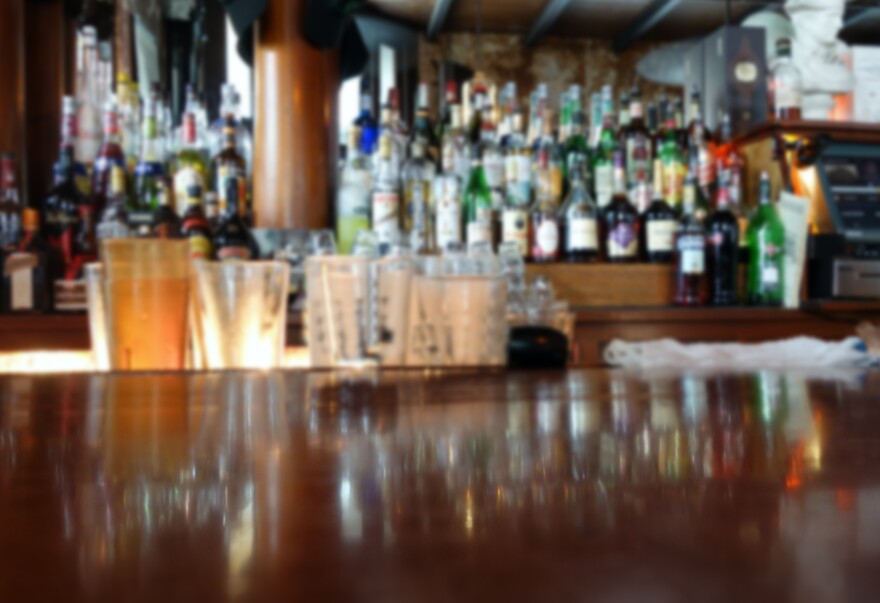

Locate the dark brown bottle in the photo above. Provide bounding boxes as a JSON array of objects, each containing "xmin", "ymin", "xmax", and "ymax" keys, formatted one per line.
[
  {"xmin": 600, "ymin": 152, "xmax": 640, "ymax": 263},
  {"xmin": 211, "ymin": 116, "xmax": 249, "ymax": 224},
  {"xmin": 706, "ymin": 181, "xmax": 740, "ymax": 306},
  {"xmin": 1, "ymin": 208, "xmax": 53, "ymax": 313},
  {"xmin": 641, "ymin": 159, "xmax": 677, "ymax": 263},
  {"xmin": 180, "ymin": 185, "xmax": 214, "ymax": 260},
  {"xmin": 214, "ymin": 177, "xmax": 259, "ymax": 261}
]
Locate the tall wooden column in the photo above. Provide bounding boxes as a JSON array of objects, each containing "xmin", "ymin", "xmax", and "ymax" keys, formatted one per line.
[
  {"xmin": 0, "ymin": 0, "xmax": 26, "ymax": 172},
  {"xmin": 253, "ymin": 0, "xmax": 339, "ymax": 230}
]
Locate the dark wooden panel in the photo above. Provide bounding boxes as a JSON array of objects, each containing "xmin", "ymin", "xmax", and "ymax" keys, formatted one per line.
[
  {"xmin": 0, "ymin": 0, "xmax": 26, "ymax": 162},
  {"xmin": 24, "ymin": 0, "xmax": 66, "ymax": 208}
]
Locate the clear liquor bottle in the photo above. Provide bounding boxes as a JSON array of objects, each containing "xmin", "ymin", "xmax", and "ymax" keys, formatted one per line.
[
  {"xmin": 622, "ymin": 87, "xmax": 652, "ymax": 196},
  {"xmin": 337, "ymin": 128, "xmax": 373, "ymax": 254},
  {"xmin": 433, "ymin": 140, "xmax": 463, "ymax": 252},
  {"xmin": 90, "ymin": 98, "xmax": 127, "ymax": 219},
  {"xmin": 402, "ymin": 140, "xmax": 436, "ymax": 253},
  {"xmin": 560, "ymin": 154, "xmax": 598, "ymax": 262},
  {"xmin": 371, "ymin": 133, "xmax": 401, "ymax": 250},
  {"xmin": 530, "ymin": 147, "xmax": 562, "ymax": 263},
  {"xmin": 769, "ymin": 38, "xmax": 802, "ymax": 121},
  {"xmin": 95, "ymin": 165, "xmax": 131, "ymax": 243}
]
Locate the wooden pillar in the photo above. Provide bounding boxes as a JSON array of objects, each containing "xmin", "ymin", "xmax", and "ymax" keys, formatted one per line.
[
  {"xmin": 0, "ymin": 0, "xmax": 26, "ymax": 169},
  {"xmin": 253, "ymin": 0, "xmax": 339, "ymax": 230}
]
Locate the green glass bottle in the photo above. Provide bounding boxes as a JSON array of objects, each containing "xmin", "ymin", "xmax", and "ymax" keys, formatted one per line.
[
  {"xmin": 746, "ymin": 171, "xmax": 785, "ymax": 306},
  {"xmin": 463, "ymin": 144, "xmax": 493, "ymax": 248}
]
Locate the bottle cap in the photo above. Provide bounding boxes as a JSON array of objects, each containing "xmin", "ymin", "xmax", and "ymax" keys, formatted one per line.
[{"xmin": 22, "ymin": 208, "xmax": 39, "ymax": 231}]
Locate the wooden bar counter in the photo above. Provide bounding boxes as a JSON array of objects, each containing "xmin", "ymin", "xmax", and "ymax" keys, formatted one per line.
[{"xmin": 1, "ymin": 367, "xmax": 879, "ymax": 602}]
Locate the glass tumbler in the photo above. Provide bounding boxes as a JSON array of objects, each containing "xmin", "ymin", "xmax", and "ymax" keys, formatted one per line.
[
  {"xmin": 84, "ymin": 263, "xmax": 109, "ymax": 371},
  {"xmin": 192, "ymin": 261, "xmax": 290, "ymax": 370}
]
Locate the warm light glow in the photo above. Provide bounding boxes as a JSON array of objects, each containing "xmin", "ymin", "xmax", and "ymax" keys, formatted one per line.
[
  {"xmin": 0, "ymin": 351, "xmax": 95, "ymax": 373},
  {"xmin": 0, "ymin": 348, "xmax": 313, "ymax": 374}
]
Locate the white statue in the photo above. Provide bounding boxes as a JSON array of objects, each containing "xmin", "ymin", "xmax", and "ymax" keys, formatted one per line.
[{"xmin": 784, "ymin": 0, "xmax": 854, "ymax": 118}]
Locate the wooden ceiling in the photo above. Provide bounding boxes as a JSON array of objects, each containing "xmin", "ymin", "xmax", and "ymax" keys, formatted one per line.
[{"xmin": 365, "ymin": 0, "xmax": 880, "ymax": 48}]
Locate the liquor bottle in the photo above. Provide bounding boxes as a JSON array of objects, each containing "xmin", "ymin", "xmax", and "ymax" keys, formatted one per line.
[
  {"xmin": 504, "ymin": 111, "xmax": 532, "ymax": 208},
  {"xmin": 706, "ymin": 180, "xmax": 740, "ymax": 306},
  {"xmin": 769, "ymin": 38, "xmax": 802, "ymax": 121},
  {"xmin": 617, "ymin": 91, "xmax": 631, "ymax": 134},
  {"xmin": 593, "ymin": 87, "xmax": 618, "ymax": 209},
  {"xmin": 686, "ymin": 90, "xmax": 716, "ymax": 201},
  {"xmin": 443, "ymin": 103, "xmax": 470, "ymax": 186},
  {"xmin": 412, "ymin": 82, "xmax": 439, "ymax": 162},
  {"xmin": 673, "ymin": 96, "xmax": 688, "ymax": 150},
  {"xmin": 74, "ymin": 26, "xmax": 103, "ymax": 164},
  {"xmin": 463, "ymin": 144, "xmax": 493, "ymax": 248},
  {"xmin": 210, "ymin": 116, "xmax": 249, "ymax": 222},
  {"xmin": 0, "ymin": 154, "xmax": 23, "ymax": 249},
  {"xmin": 501, "ymin": 191, "xmax": 530, "ymax": 259},
  {"xmin": 686, "ymin": 159, "xmax": 713, "ymax": 224},
  {"xmin": 382, "ymin": 88, "xmax": 408, "ymax": 175},
  {"xmin": 530, "ymin": 147, "xmax": 562, "ymax": 263},
  {"xmin": 354, "ymin": 89, "xmax": 379, "ymax": 155},
  {"xmin": 180, "ymin": 184, "xmax": 214, "ymax": 260},
  {"xmin": 116, "ymin": 74, "xmax": 141, "ymax": 170},
  {"xmin": 1, "ymin": 209, "xmax": 52, "ymax": 313},
  {"xmin": 183, "ymin": 84, "xmax": 210, "ymax": 153},
  {"xmin": 58, "ymin": 96, "xmax": 91, "ymax": 196},
  {"xmin": 209, "ymin": 84, "xmax": 253, "ymax": 167},
  {"xmin": 601, "ymin": 152, "xmax": 640, "ymax": 263},
  {"xmin": 563, "ymin": 108, "xmax": 591, "ymax": 198},
  {"xmin": 674, "ymin": 178, "xmax": 708, "ymax": 306},
  {"xmin": 560, "ymin": 154, "xmax": 598, "ymax": 262},
  {"xmin": 152, "ymin": 184, "xmax": 182, "ymax": 239},
  {"xmin": 437, "ymin": 80, "xmax": 459, "ymax": 144},
  {"xmin": 433, "ymin": 143, "xmax": 463, "ymax": 252},
  {"xmin": 133, "ymin": 96, "xmax": 167, "ymax": 211},
  {"xmin": 43, "ymin": 145, "xmax": 85, "ymax": 280},
  {"xmin": 90, "ymin": 98, "xmax": 127, "ymax": 219},
  {"xmin": 658, "ymin": 112, "xmax": 685, "ymax": 211},
  {"xmin": 641, "ymin": 160, "xmax": 677, "ymax": 263},
  {"xmin": 372, "ymin": 133, "xmax": 401, "ymax": 249},
  {"xmin": 402, "ymin": 140, "xmax": 436, "ymax": 253},
  {"xmin": 622, "ymin": 87, "xmax": 652, "ymax": 196},
  {"xmin": 214, "ymin": 177, "xmax": 260, "ymax": 261},
  {"xmin": 72, "ymin": 204, "xmax": 98, "ymax": 276},
  {"xmin": 95, "ymin": 165, "xmax": 131, "ymax": 243},
  {"xmin": 205, "ymin": 192, "xmax": 220, "ymax": 232},
  {"xmin": 337, "ymin": 128, "xmax": 372, "ymax": 254},
  {"xmin": 746, "ymin": 172, "xmax": 785, "ymax": 306},
  {"xmin": 172, "ymin": 111, "xmax": 209, "ymax": 215},
  {"xmin": 482, "ymin": 105, "xmax": 506, "ymax": 235}
]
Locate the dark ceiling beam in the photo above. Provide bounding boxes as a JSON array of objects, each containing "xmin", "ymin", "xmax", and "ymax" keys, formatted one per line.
[
  {"xmin": 843, "ymin": 5, "xmax": 880, "ymax": 30},
  {"xmin": 524, "ymin": 0, "xmax": 574, "ymax": 47},
  {"xmin": 612, "ymin": 0, "xmax": 683, "ymax": 53},
  {"xmin": 426, "ymin": 0, "xmax": 455, "ymax": 41}
]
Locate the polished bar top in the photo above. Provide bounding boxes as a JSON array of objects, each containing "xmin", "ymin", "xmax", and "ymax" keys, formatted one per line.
[{"xmin": 1, "ymin": 368, "xmax": 879, "ymax": 602}]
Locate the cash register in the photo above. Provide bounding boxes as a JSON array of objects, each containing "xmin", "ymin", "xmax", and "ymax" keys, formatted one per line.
[{"xmin": 805, "ymin": 141, "xmax": 880, "ymax": 300}]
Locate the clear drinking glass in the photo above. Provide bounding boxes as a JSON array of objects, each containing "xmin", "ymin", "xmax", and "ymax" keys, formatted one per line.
[
  {"xmin": 305, "ymin": 255, "xmax": 373, "ymax": 368},
  {"xmin": 192, "ymin": 261, "xmax": 290, "ymax": 370},
  {"xmin": 84, "ymin": 263, "xmax": 109, "ymax": 371},
  {"xmin": 101, "ymin": 239, "xmax": 190, "ymax": 371},
  {"xmin": 369, "ymin": 244, "xmax": 413, "ymax": 365}
]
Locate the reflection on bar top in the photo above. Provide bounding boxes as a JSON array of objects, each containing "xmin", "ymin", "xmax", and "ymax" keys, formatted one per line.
[{"xmin": 0, "ymin": 348, "xmax": 311, "ymax": 373}]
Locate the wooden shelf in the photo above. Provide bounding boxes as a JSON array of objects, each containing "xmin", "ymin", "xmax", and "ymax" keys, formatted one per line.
[
  {"xmin": 736, "ymin": 120, "xmax": 880, "ymax": 146},
  {"xmin": 526, "ymin": 263, "xmax": 674, "ymax": 306}
]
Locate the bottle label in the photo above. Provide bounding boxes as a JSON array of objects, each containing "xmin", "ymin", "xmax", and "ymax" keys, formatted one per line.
[
  {"xmin": 484, "ymin": 154, "xmax": 505, "ymax": 188},
  {"xmin": 647, "ymin": 220, "xmax": 676, "ymax": 252},
  {"xmin": 594, "ymin": 164, "xmax": 613, "ymax": 207},
  {"xmin": 217, "ymin": 246, "xmax": 251, "ymax": 262},
  {"xmin": 216, "ymin": 166, "xmax": 247, "ymax": 217},
  {"xmin": 607, "ymin": 223, "xmax": 638, "ymax": 258},
  {"xmin": 5, "ymin": 253, "xmax": 36, "ymax": 310},
  {"xmin": 467, "ymin": 221, "xmax": 492, "ymax": 247},
  {"xmin": 175, "ymin": 167, "xmax": 205, "ymax": 215},
  {"xmin": 502, "ymin": 208, "xmax": 529, "ymax": 256},
  {"xmin": 762, "ymin": 264, "xmax": 780, "ymax": 286},
  {"xmin": 698, "ymin": 147, "xmax": 715, "ymax": 189},
  {"xmin": 663, "ymin": 161, "xmax": 684, "ymax": 207},
  {"xmin": 534, "ymin": 220, "xmax": 559, "ymax": 258},
  {"xmin": 372, "ymin": 191, "xmax": 400, "ymax": 244},
  {"xmin": 626, "ymin": 137, "xmax": 650, "ymax": 185},
  {"xmin": 436, "ymin": 198, "xmax": 462, "ymax": 251},
  {"xmin": 188, "ymin": 235, "xmax": 213, "ymax": 260},
  {"xmin": 775, "ymin": 86, "xmax": 801, "ymax": 112},
  {"xmin": 567, "ymin": 217, "xmax": 597, "ymax": 251},
  {"xmin": 678, "ymin": 234, "xmax": 705, "ymax": 274}
]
